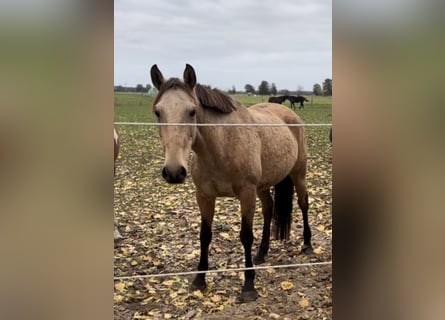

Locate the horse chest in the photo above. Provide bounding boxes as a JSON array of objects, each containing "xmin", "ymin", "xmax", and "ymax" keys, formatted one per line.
[{"xmin": 192, "ymin": 170, "xmax": 237, "ymax": 197}]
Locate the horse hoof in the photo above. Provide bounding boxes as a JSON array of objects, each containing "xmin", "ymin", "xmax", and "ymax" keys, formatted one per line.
[
  {"xmin": 301, "ymin": 244, "xmax": 313, "ymax": 255},
  {"xmin": 253, "ymin": 254, "xmax": 266, "ymax": 265},
  {"xmin": 238, "ymin": 289, "xmax": 259, "ymax": 303},
  {"xmin": 189, "ymin": 279, "xmax": 206, "ymax": 293}
]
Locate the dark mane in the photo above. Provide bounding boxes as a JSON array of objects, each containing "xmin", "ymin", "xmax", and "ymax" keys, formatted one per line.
[
  {"xmin": 195, "ymin": 84, "xmax": 236, "ymax": 113},
  {"xmin": 154, "ymin": 79, "xmax": 236, "ymax": 113},
  {"xmin": 153, "ymin": 78, "xmax": 194, "ymax": 106}
]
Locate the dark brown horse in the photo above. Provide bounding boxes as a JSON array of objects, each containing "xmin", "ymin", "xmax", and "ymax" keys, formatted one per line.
[
  {"xmin": 150, "ymin": 64, "xmax": 312, "ymax": 302},
  {"xmin": 287, "ymin": 95, "xmax": 309, "ymax": 110},
  {"xmin": 268, "ymin": 95, "xmax": 287, "ymax": 104}
]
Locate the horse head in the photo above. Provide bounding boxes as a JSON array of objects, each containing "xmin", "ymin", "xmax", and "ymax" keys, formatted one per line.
[{"xmin": 150, "ymin": 64, "xmax": 198, "ymax": 183}]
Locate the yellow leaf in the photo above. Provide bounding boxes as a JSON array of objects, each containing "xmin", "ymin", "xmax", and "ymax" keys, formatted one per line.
[
  {"xmin": 164, "ymin": 314, "xmax": 172, "ymax": 319},
  {"xmin": 316, "ymin": 225, "xmax": 325, "ymax": 231},
  {"xmin": 280, "ymin": 281, "xmax": 294, "ymax": 290},
  {"xmin": 162, "ymin": 280, "xmax": 174, "ymax": 286},
  {"xmin": 211, "ymin": 294, "xmax": 221, "ymax": 303},
  {"xmin": 299, "ymin": 298, "xmax": 310, "ymax": 308},
  {"xmin": 193, "ymin": 290, "xmax": 203, "ymax": 299},
  {"xmin": 313, "ymin": 247, "xmax": 323, "ymax": 254},
  {"xmin": 114, "ymin": 294, "xmax": 124, "ymax": 303},
  {"xmin": 114, "ymin": 282, "xmax": 125, "ymax": 292},
  {"xmin": 258, "ymin": 289, "xmax": 268, "ymax": 298},
  {"xmin": 130, "ymin": 260, "xmax": 138, "ymax": 266},
  {"xmin": 220, "ymin": 232, "xmax": 230, "ymax": 240},
  {"xmin": 169, "ymin": 292, "xmax": 178, "ymax": 299}
]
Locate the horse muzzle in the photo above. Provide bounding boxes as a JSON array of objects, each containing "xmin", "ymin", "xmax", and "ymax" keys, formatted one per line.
[{"xmin": 162, "ymin": 165, "xmax": 187, "ymax": 184}]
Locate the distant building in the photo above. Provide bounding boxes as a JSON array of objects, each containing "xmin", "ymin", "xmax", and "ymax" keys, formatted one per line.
[{"xmin": 148, "ymin": 87, "xmax": 158, "ymax": 96}]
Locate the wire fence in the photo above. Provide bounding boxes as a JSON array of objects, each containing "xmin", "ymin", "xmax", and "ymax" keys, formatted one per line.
[
  {"xmin": 115, "ymin": 122, "xmax": 331, "ymax": 127},
  {"xmin": 114, "ymin": 261, "xmax": 332, "ymax": 281}
]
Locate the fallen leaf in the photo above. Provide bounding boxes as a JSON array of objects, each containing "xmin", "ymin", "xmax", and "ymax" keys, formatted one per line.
[
  {"xmin": 313, "ymin": 247, "xmax": 323, "ymax": 254},
  {"xmin": 114, "ymin": 282, "xmax": 125, "ymax": 292},
  {"xmin": 299, "ymin": 298, "xmax": 310, "ymax": 308},
  {"xmin": 162, "ymin": 279, "xmax": 174, "ymax": 286},
  {"xmin": 220, "ymin": 232, "xmax": 230, "ymax": 240},
  {"xmin": 192, "ymin": 290, "xmax": 203, "ymax": 299},
  {"xmin": 280, "ymin": 281, "xmax": 294, "ymax": 290}
]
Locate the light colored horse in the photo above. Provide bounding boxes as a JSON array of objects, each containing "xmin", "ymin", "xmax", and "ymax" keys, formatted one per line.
[
  {"xmin": 150, "ymin": 64, "xmax": 312, "ymax": 302},
  {"xmin": 114, "ymin": 125, "xmax": 122, "ymax": 240}
]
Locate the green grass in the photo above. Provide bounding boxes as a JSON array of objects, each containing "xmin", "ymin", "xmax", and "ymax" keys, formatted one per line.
[
  {"xmin": 114, "ymin": 92, "xmax": 331, "ymax": 125},
  {"xmin": 114, "ymin": 92, "xmax": 155, "ymax": 123}
]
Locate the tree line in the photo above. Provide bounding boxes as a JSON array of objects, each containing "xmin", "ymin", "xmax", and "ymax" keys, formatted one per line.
[
  {"xmin": 114, "ymin": 84, "xmax": 152, "ymax": 92},
  {"xmin": 240, "ymin": 78, "xmax": 332, "ymax": 96},
  {"xmin": 115, "ymin": 78, "xmax": 333, "ymax": 96}
]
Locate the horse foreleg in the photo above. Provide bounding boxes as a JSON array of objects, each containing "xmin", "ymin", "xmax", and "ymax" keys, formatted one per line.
[
  {"xmin": 190, "ymin": 192, "xmax": 215, "ymax": 292},
  {"xmin": 254, "ymin": 189, "xmax": 273, "ymax": 264},
  {"xmin": 238, "ymin": 186, "xmax": 259, "ymax": 302}
]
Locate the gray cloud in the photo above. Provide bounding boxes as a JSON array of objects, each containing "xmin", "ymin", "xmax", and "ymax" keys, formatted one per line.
[{"xmin": 115, "ymin": 0, "xmax": 331, "ymax": 91}]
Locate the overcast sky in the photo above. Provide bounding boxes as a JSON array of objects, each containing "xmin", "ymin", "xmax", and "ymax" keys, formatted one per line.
[{"xmin": 115, "ymin": 0, "xmax": 331, "ymax": 92}]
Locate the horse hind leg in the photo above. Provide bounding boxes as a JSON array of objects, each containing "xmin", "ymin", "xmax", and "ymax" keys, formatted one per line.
[
  {"xmin": 290, "ymin": 172, "xmax": 313, "ymax": 254},
  {"xmin": 253, "ymin": 188, "xmax": 273, "ymax": 264}
]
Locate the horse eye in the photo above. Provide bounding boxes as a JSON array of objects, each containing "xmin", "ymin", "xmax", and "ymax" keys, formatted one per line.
[
  {"xmin": 154, "ymin": 110, "xmax": 161, "ymax": 118},
  {"xmin": 189, "ymin": 109, "xmax": 196, "ymax": 117}
]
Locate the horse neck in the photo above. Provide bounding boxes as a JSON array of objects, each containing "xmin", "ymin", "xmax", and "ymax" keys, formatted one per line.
[{"xmin": 192, "ymin": 102, "xmax": 251, "ymax": 156}]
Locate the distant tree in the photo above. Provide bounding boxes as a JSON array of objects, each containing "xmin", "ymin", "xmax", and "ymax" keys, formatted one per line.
[
  {"xmin": 228, "ymin": 85, "xmax": 236, "ymax": 94},
  {"xmin": 136, "ymin": 84, "xmax": 144, "ymax": 92},
  {"xmin": 146, "ymin": 84, "xmax": 152, "ymax": 92},
  {"xmin": 278, "ymin": 89, "xmax": 290, "ymax": 96},
  {"xmin": 296, "ymin": 85, "xmax": 304, "ymax": 95},
  {"xmin": 322, "ymin": 78, "xmax": 332, "ymax": 96},
  {"xmin": 258, "ymin": 80, "xmax": 270, "ymax": 95},
  {"xmin": 270, "ymin": 83, "xmax": 278, "ymax": 95},
  {"xmin": 244, "ymin": 84, "xmax": 256, "ymax": 94},
  {"xmin": 313, "ymin": 83, "xmax": 322, "ymax": 96}
]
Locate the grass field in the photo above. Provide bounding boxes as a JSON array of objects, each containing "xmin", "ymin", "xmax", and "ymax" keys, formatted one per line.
[
  {"xmin": 114, "ymin": 92, "xmax": 332, "ymax": 319},
  {"xmin": 115, "ymin": 92, "xmax": 332, "ymax": 124}
]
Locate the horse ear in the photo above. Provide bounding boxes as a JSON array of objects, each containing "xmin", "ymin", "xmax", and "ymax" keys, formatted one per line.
[
  {"xmin": 150, "ymin": 64, "xmax": 164, "ymax": 90},
  {"xmin": 183, "ymin": 64, "xmax": 197, "ymax": 89}
]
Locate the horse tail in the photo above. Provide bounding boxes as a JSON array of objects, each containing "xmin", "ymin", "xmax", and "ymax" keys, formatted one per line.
[{"xmin": 272, "ymin": 175, "xmax": 294, "ymax": 241}]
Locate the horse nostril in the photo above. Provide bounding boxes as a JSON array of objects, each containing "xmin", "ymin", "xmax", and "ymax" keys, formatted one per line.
[
  {"xmin": 179, "ymin": 166, "xmax": 187, "ymax": 179},
  {"xmin": 162, "ymin": 167, "xmax": 169, "ymax": 180}
]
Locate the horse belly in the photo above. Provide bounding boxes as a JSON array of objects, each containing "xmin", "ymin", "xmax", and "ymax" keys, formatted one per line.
[{"xmin": 259, "ymin": 129, "xmax": 298, "ymax": 187}]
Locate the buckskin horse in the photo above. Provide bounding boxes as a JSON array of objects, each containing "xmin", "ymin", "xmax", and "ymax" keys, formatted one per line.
[
  {"xmin": 114, "ymin": 125, "xmax": 122, "ymax": 240},
  {"xmin": 150, "ymin": 64, "xmax": 312, "ymax": 302}
]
